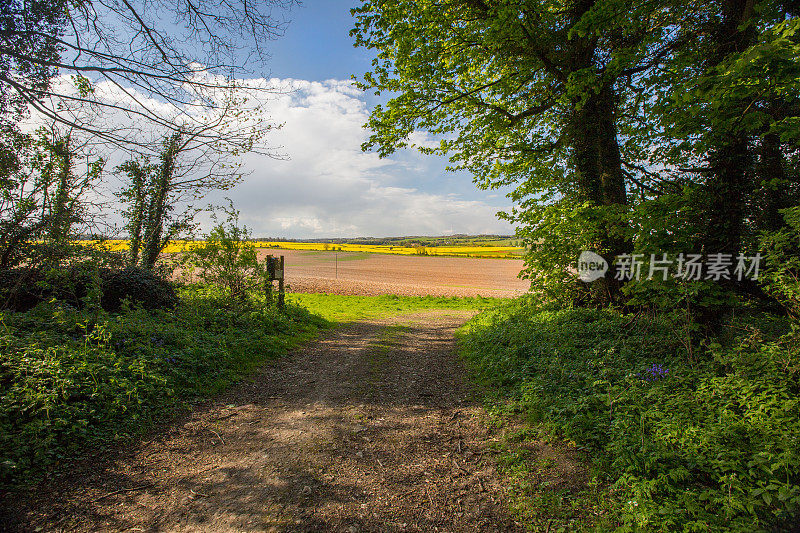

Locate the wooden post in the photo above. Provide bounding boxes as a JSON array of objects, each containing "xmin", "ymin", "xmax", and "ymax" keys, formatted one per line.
[
  {"xmin": 264, "ymin": 254, "xmax": 274, "ymax": 303},
  {"xmin": 278, "ymin": 255, "xmax": 285, "ymax": 309}
]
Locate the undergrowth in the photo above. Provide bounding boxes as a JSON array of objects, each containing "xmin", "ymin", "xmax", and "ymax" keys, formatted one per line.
[
  {"xmin": 458, "ymin": 298, "xmax": 800, "ymax": 531},
  {"xmin": 0, "ymin": 285, "xmax": 325, "ymax": 488}
]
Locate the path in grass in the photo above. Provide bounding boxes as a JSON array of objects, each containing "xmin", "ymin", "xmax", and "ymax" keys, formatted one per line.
[{"xmin": 13, "ymin": 310, "xmax": 524, "ymax": 532}]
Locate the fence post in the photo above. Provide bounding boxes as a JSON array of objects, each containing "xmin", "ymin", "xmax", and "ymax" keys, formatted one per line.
[
  {"xmin": 278, "ymin": 255, "xmax": 285, "ymax": 309},
  {"xmin": 264, "ymin": 254, "xmax": 274, "ymax": 303}
]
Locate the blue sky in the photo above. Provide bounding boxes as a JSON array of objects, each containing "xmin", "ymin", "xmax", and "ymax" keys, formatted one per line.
[{"xmin": 265, "ymin": 0, "xmax": 374, "ymax": 82}]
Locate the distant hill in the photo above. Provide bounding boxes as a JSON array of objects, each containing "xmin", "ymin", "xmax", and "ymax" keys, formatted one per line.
[{"xmin": 252, "ymin": 235, "xmax": 522, "ymax": 247}]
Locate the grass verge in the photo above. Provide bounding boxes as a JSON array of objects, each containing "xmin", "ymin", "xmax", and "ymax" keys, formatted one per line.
[
  {"xmin": 457, "ymin": 298, "xmax": 800, "ymax": 531},
  {"xmin": 0, "ymin": 285, "xmax": 325, "ymax": 488},
  {"xmin": 287, "ymin": 292, "xmax": 504, "ymax": 322}
]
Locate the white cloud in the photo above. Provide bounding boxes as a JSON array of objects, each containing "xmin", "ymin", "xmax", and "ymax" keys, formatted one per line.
[
  {"xmin": 223, "ymin": 78, "xmax": 514, "ymax": 237},
  {"xmin": 29, "ymin": 76, "xmax": 516, "ymax": 238}
]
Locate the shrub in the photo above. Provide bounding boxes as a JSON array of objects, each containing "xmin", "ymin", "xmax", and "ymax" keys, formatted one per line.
[
  {"xmin": 760, "ymin": 206, "xmax": 800, "ymax": 318},
  {"xmin": 100, "ymin": 266, "xmax": 178, "ymax": 312},
  {"xmin": 0, "ymin": 263, "xmax": 176, "ymax": 313},
  {"xmin": 458, "ymin": 300, "xmax": 800, "ymax": 531},
  {"xmin": 0, "ymin": 263, "xmax": 100, "ymax": 312},
  {"xmin": 184, "ymin": 206, "xmax": 270, "ymax": 301}
]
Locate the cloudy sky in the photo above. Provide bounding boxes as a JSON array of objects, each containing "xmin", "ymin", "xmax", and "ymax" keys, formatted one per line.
[
  {"xmin": 224, "ymin": 77, "xmax": 514, "ymax": 238},
  {"xmin": 69, "ymin": 0, "xmax": 515, "ymax": 239},
  {"xmin": 180, "ymin": 0, "xmax": 513, "ymax": 239}
]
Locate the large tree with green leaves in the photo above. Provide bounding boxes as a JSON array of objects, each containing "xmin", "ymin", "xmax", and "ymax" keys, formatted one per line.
[
  {"xmin": 352, "ymin": 0, "xmax": 690, "ymax": 304},
  {"xmin": 631, "ymin": 1, "xmax": 800, "ymax": 253},
  {"xmin": 353, "ymin": 0, "xmax": 799, "ymax": 309}
]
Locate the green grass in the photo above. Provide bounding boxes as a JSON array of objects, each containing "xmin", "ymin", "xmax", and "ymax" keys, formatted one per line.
[
  {"xmin": 457, "ymin": 298, "xmax": 800, "ymax": 531},
  {"xmin": 287, "ymin": 292, "xmax": 505, "ymax": 322}
]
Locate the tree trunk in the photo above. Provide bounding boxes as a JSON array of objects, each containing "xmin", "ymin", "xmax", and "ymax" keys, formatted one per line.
[
  {"xmin": 127, "ymin": 167, "xmax": 146, "ymax": 265},
  {"xmin": 570, "ymin": 85, "xmax": 630, "ymax": 305},
  {"xmin": 755, "ymin": 131, "xmax": 790, "ymax": 233},
  {"xmin": 48, "ymin": 138, "xmax": 74, "ymax": 243},
  {"xmin": 700, "ymin": 0, "xmax": 757, "ymax": 255},
  {"xmin": 140, "ymin": 133, "xmax": 181, "ymax": 270}
]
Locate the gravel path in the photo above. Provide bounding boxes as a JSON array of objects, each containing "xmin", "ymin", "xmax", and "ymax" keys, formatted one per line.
[{"xmin": 7, "ymin": 311, "xmax": 525, "ymax": 532}]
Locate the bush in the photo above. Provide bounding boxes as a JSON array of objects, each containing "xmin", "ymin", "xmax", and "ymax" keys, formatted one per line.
[
  {"xmin": 0, "ymin": 263, "xmax": 101, "ymax": 312},
  {"xmin": 100, "ymin": 266, "xmax": 178, "ymax": 312},
  {"xmin": 458, "ymin": 300, "xmax": 800, "ymax": 531},
  {"xmin": 0, "ymin": 264, "xmax": 177, "ymax": 313},
  {"xmin": 760, "ymin": 206, "xmax": 800, "ymax": 318},
  {"xmin": 183, "ymin": 206, "xmax": 270, "ymax": 301}
]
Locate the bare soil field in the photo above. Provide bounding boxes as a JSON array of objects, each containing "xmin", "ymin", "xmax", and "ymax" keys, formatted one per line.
[{"xmin": 258, "ymin": 249, "xmax": 529, "ymax": 298}]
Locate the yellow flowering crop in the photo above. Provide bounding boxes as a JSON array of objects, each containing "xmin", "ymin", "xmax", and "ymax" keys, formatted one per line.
[{"xmin": 77, "ymin": 240, "xmax": 524, "ymax": 259}]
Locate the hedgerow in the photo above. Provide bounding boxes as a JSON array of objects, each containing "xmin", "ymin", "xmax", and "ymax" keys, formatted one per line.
[
  {"xmin": 458, "ymin": 300, "xmax": 800, "ymax": 531},
  {"xmin": 0, "ymin": 286, "xmax": 325, "ymax": 487}
]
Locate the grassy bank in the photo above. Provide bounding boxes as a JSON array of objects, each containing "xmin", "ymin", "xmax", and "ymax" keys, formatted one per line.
[
  {"xmin": 458, "ymin": 298, "xmax": 800, "ymax": 531},
  {"xmin": 287, "ymin": 292, "xmax": 503, "ymax": 322},
  {"xmin": 0, "ymin": 286, "xmax": 325, "ymax": 488}
]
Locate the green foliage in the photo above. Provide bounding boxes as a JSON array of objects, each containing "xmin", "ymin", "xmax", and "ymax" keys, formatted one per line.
[
  {"xmin": 350, "ymin": 0, "xmax": 689, "ymax": 304},
  {"xmin": 459, "ymin": 300, "xmax": 800, "ymax": 531},
  {"xmin": 100, "ymin": 266, "xmax": 178, "ymax": 312},
  {"xmin": 760, "ymin": 206, "xmax": 800, "ymax": 317},
  {"xmin": 0, "ymin": 250, "xmax": 177, "ymax": 313},
  {"xmin": 515, "ymin": 201, "xmax": 630, "ymax": 307},
  {"xmin": 0, "ymin": 127, "xmax": 101, "ymax": 269},
  {"xmin": 352, "ymin": 1, "xmax": 800, "ymax": 309},
  {"xmin": 0, "ymin": 286, "xmax": 324, "ymax": 487},
  {"xmin": 0, "ymin": 0, "xmax": 70, "ymax": 119},
  {"xmin": 116, "ymin": 131, "xmax": 225, "ymax": 271},
  {"xmin": 184, "ymin": 205, "xmax": 269, "ymax": 301}
]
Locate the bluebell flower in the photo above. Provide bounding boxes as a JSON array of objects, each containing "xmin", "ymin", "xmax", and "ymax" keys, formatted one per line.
[{"xmin": 639, "ymin": 363, "xmax": 669, "ymax": 381}]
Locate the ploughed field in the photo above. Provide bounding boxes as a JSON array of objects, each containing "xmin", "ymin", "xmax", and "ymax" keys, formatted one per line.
[{"xmin": 260, "ymin": 249, "xmax": 529, "ymax": 297}]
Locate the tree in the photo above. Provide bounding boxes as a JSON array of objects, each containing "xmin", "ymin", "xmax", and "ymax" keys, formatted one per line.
[
  {"xmin": 0, "ymin": 0, "xmax": 291, "ymax": 278},
  {"xmin": 0, "ymin": 0, "xmax": 295, "ymax": 148},
  {"xmin": 351, "ymin": 0, "xmax": 689, "ymax": 304},
  {"xmin": 637, "ymin": 1, "xmax": 800, "ymax": 257},
  {"xmin": 353, "ymin": 1, "xmax": 800, "ymax": 309},
  {"xmin": 616, "ymin": 1, "xmax": 799, "ymax": 300},
  {"xmin": 117, "ymin": 159, "xmax": 149, "ymax": 266},
  {"xmin": 0, "ymin": 0, "xmax": 69, "ymax": 122},
  {"xmin": 138, "ymin": 132, "xmax": 185, "ymax": 270},
  {"xmin": 118, "ymin": 111, "xmax": 260, "ymax": 270},
  {"xmin": 0, "ymin": 124, "xmax": 102, "ymax": 268}
]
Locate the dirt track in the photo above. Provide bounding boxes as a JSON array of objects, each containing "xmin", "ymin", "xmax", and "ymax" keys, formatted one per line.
[
  {"xmin": 7, "ymin": 311, "xmax": 529, "ymax": 532},
  {"xmin": 258, "ymin": 249, "xmax": 528, "ymax": 298}
]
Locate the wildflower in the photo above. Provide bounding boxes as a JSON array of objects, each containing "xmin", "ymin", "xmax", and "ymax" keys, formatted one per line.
[{"xmin": 639, "ymin": 363, "xmax": 669, "ymax": 381}]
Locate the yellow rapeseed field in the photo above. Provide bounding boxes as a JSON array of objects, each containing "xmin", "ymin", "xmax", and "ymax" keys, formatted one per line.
[{"xmin": 81, "ymin": 240, "xmax": 524, "ymax": 259}]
